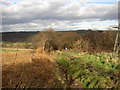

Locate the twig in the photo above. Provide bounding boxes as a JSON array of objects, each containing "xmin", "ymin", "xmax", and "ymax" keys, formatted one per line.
[{"xmin": 13, "ymin": 45, "xmax": 18, "ymax": 65}]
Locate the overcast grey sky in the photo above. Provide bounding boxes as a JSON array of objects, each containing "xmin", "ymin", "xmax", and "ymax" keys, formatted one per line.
[{"xmin": 1, "ymin": 0, "xmax": 119, "ymax": 32}]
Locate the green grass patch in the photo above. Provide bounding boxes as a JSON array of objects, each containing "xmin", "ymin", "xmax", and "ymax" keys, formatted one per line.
[
  {"xmin": 0, "ymin": 49, "xmax": 22, "ymax": 52},
  {"xmin": 55, "ymin": 51, "xmax": 119, "ymax": 88}
]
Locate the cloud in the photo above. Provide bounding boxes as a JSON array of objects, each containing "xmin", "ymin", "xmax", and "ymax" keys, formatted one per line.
[
  {"xmin": 1, "ymin": 0, "xmax": 118, "ymax": 31},
  {"xmin": 0, "ymin": 0, "xmax": 12, "ymax": 5},
  {"xmin": 88, "ymin": 0, "xmax": 119, "ymax": 2}
]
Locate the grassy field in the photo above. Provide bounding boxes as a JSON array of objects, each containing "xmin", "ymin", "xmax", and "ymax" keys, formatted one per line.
[
  {"xmin": 2, "ymin": 48, "xmax": 119, "ymax": 88},
  {"xmin": 2, "ymin": 42, "xmax": 32, "ymax": 49}
]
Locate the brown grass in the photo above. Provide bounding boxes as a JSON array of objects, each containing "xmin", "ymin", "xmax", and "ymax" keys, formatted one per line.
[{"xmin": 2, "ymin": 50, "xmax": 58, "ymax": 88}]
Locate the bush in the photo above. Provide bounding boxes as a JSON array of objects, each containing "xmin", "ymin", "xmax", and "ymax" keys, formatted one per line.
[
  {"xmin": 32, "ymin": 29, "xmax": 80, "ymax": 51},
  {"xmin": 74, "ymin": 31, "xmax": 116, "ymax": 53}
]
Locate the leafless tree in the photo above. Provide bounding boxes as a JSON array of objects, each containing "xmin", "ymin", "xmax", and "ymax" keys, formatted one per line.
[{"xmin": 32, "ymin": 28, "xmax": 58, "ymax": 50}]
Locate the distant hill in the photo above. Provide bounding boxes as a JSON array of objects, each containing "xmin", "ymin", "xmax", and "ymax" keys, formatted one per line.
[
  {"xmin": 2, "ymin": 30, "xmax": 116, "ymax": 42},
  {"xmin": 2, "ymin": 31, "xmax": 40, "ymax": 42}
]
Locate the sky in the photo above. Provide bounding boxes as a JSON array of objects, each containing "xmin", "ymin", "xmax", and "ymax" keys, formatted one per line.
[{"xmin": 1, "ymin": 0, "xmax": 119, "ymax": 32}]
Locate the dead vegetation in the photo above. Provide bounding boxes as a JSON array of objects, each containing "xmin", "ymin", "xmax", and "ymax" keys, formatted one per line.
[
  {"xmin": 2, "ymin": 50, "xmax": 59, "ymax": 88},
  {"xmin": 74, "ymin": 30, "xmax": 116, "ymax": 53},
  {"xmin": 31, "ymin": 29, "xmax": 116, "ymax": 53}
]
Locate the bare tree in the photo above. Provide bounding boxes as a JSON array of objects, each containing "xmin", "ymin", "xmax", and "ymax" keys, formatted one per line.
[{"xmin": 32, "ymin": 28, "xmax": 58, "ymax": 50}]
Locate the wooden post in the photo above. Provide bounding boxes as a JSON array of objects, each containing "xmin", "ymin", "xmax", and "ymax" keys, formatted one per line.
[{"xmin": 112, "ymin": 23, "xmax": 120, "ymax": 59}]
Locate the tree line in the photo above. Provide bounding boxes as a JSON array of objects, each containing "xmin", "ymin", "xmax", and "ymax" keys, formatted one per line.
[{"xmin": 32, "ymin": 28, "xmax": 116, "ymax": 53}]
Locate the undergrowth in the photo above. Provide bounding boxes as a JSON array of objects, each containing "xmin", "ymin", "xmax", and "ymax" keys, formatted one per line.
[{"xmin": 55, "ymin": 52, "xmax": 119, "ymax": 88}]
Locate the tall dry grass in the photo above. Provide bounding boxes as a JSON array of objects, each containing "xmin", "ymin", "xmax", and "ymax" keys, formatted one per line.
[{"xmin": 2, "ymin": 50, "xmax": 58, "ymax": 88}]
